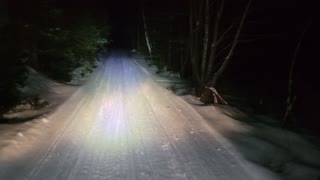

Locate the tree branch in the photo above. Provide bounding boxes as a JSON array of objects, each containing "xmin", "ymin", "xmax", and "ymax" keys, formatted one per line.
[{"xmin": 211, "ymin": 0, "xmax": 252, "ymax": 86}]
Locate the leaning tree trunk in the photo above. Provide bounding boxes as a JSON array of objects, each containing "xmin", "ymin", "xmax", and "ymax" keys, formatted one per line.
[
  {"xmin": 189, "ymin": 0, "xmax": 201, "ymax": 86},
  {"xmin": 282, "ymin": 20, "xmax": 311, "ymax": 127},
  {"xmin": 137, "ymin": 24, "xmax": 140, "ymax": 49},
  {"xmin": 142, "ymin": 6, "xmax": 152, "ymax": 59},
  {"xmin": 194, "ymin": 0, "xmax": 205, "ymax": 96},
  {"xmin": 211, "ymin": 0, "xmax": 252, "ymax": 86},
  {"xmin": 206, "ymin": 0, "xmax": 224, "ymax": 81},
  {"xmin": 200, "ymin": 0, "xmax": 210, "ymax": 81},
  {"xmin": 199, "ymin": 0, "xmax": 251, "ymax": 105}
]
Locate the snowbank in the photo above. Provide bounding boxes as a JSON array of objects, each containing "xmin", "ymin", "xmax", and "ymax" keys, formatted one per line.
[
  {"xmin": 144, "ymin": 58, "xmax": 320, "ymax": 180},
  {"xmin": 0, "ymin": 67, "xmax": 78, "ymax": 160},
  {"xmin": 2, "ymin": 67, "xmax": 77, "ymax": 122}
]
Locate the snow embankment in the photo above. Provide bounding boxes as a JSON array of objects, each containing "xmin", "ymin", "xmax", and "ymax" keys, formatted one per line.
[
  {"xmin": 0, "ymin": 116, "xmax": 51, "ymax": 161},
  {"xmin": 0, "ymin": 67, "xmax": 78, "ymax": 160},
  {"xmin": 142, "ymin": 57, "xmax": 320, "ymax": 180},
  {"xmin": 2, "ymin": 67, "xmax": 77, "ymax": 122},
  {"xmin": 192, "ymin": 104, "xmax": 320, "ymax": 180}
]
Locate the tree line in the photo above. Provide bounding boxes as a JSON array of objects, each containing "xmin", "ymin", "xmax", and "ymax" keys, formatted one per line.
[
  {"xmin": 0, "ymin": 0, "xmax": 109, "ymax": 116},
  {"xmin": 139, "ymin": 0, "xmax": 315, "ymax": 130},
  {"xmin": 141, "ymin": 0, "xmax": 252, "ymax": 103}
]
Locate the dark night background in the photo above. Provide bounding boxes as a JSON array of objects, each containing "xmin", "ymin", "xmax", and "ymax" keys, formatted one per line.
[{"xmin": 0, "ymin": 0, "xmax": 318, "ymax": 134}]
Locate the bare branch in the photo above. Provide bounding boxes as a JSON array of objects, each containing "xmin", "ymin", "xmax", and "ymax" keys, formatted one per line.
[
  {"xmin": 141, "ymin": 3, "xmax": 152, "ymax": 58},
  {"xmin": 206, "ymin": 0, "xmax": 225, "ymax": 80},
  {"xmin": 211, "ymin": 0, "xmax": 252, "ymax": 86},
  {"xmin": 215, "ymin": 24, "xmax": 234, "ymax": 47}
]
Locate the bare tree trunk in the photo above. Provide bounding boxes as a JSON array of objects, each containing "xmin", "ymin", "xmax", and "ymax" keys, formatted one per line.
[
  {"xmin": 206, "ymin": 0, "xmax": 224, "ymax": 81},
  {"xmin": 189, "ymin": 0, "xmax": 193, "ymax": 66},
  {"xmin": 168, "ymin": 40, "xmax": 172, "ymax": 69},
  {"xmin": 137, "ymin": 24, "xmax": 140, "ymax": 49},
  {"xmin": 211, "ymin": 0, "xmax": 252, "ymax": 86},
  {"xmin": 142, "ymin": 5, "xmax": 152, "ymax": 58},
  {"xmin": 189, "ymin": 0, "xmax": 201, "ymax": 85},
  {"xmin": 282, "ymin": 20, "xmax": 311, "ymax": 127},
  {"xmin": 200, "ymin": 0, "xmax": 210, "ymax": 81}
]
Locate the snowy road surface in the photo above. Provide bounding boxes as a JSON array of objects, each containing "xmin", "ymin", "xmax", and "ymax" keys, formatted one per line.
[{"xmin": 0, "ymin": 53, "xmax": 279, "ymax": 180}]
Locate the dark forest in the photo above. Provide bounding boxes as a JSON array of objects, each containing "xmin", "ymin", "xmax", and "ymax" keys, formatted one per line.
[{"xmin": 0, "ymin": 0, "xmax": 319, "ymax": 179}]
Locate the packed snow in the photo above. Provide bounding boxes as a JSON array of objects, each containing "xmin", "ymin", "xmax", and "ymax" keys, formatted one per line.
[{"xmin": 0, "ymin": 52, "xmax": 319, "ymax": 180}]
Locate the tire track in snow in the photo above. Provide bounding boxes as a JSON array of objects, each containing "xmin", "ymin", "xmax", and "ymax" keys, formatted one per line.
[{"xmin": 128, "ymin": 58, "xmax": 254, "ymax": 180}]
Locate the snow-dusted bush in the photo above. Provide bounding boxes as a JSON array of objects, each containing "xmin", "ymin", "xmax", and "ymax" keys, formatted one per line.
[{"xmin": 0, "ymin": 8, "xmax": 110, "ymax": 116}]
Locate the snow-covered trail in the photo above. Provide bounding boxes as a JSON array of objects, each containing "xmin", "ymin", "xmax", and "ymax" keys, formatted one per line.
[{"xmin": 0, "ymin": 53, "xmax": 278, "ymax": 180}]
